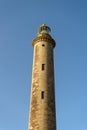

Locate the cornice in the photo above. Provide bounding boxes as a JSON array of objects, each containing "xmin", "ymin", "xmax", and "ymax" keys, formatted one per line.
[{"xmin": 32, "ymin": 33, "xmax": 56, "ymax": 48}]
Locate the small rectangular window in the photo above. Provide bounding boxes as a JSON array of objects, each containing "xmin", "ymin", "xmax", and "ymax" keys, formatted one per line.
[
  {"xmin": 41, "ymin": 91, "xmax": 44, "ymax": 99},
  {"xmin": 42, "ymin": 44, "xmax": 45, "ymax": 47},
  {"xmin": 42, "ymin": 64, "xmax": 45, "ymax": 70}
]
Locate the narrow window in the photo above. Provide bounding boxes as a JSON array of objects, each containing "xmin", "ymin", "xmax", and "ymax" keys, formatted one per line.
[
  {"xmin": 41, "ymin": 91, "xmax": 44, "ymax": 99},
  {"xmin": 42, "ymin": 44, "xmax": 45, "ymax": 47},
  {"xmin": 42, "ymin": 64, "xmax": 45, "ymax": 70}
]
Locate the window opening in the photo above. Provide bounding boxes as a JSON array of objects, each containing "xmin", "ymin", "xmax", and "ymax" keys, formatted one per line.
[
  {"xmin": 42, "ymin": 44, "xmax": 45, "ymax": 47},
  {"xmin": 42, "ymin": 64, "xmax": 45, "ymax": 70},
  {"xmin": 41, "ymin": 91, "xmax": 44, "ymax": 99}
]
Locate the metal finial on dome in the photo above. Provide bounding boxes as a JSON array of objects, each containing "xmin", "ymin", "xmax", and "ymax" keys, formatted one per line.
[
  {"xmin": 38, "ymin": 24, "xmax": 51, "ymax": 34},
  {"xmin": 42, "ymin": 24, "xmax": 46, "ymax": 26}
]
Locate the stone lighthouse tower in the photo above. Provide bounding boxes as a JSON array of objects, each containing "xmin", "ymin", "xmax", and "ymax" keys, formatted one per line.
[{"xmin": 28, "ymin": 24, "xmax": 56, "ymax": 130}]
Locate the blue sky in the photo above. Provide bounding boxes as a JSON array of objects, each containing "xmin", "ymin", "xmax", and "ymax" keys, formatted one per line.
[{"xmin": 0, "ymin": 0, "xmax": 87, "ymax": 130}]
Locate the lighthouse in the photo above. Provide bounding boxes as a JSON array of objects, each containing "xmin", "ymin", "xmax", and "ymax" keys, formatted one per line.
[{"xmin": 28, "ymin": 24, "xmax": 56, "ymax": 130}]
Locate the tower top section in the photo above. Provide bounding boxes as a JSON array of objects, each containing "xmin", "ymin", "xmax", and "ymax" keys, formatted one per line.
[
  {"xmin": 38, "ymin": 24, "xmax": 51, "ymax": 34},
  {"xmin": 32, "ymin": 24, "xmax": 56, "ymax": 48}
]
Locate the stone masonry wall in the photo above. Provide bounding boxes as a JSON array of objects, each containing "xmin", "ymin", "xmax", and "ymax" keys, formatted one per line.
[{"xmin": 28, "ymin": 40, "xmax": 56, "ymax": 130}]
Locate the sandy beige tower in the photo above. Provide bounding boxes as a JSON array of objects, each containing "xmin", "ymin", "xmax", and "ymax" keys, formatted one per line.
[{"xmin": 28, "ymin": 24, "xmax": 56, "ymax": 130}]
